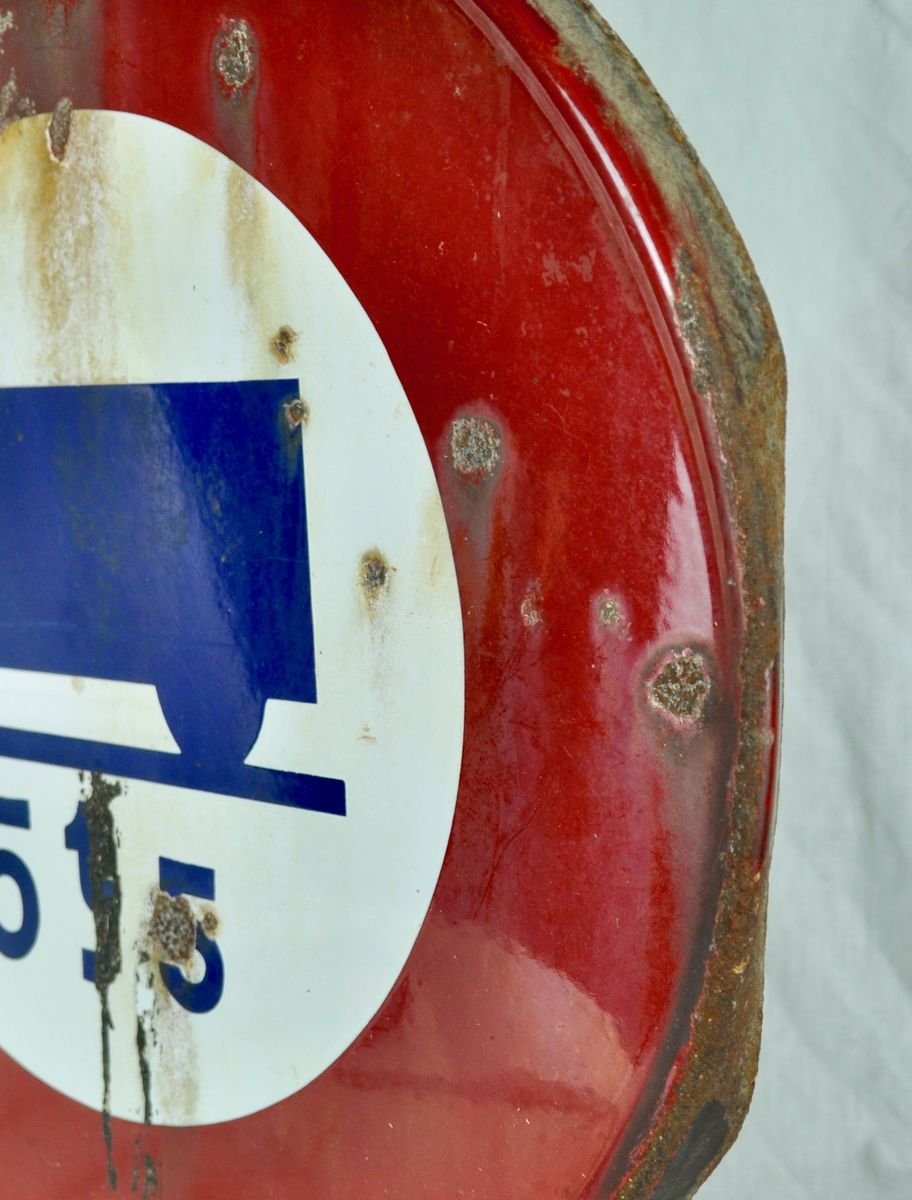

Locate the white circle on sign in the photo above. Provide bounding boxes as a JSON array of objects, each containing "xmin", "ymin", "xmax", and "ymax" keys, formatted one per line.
[{"xmin": 0, "ymin": 111, "xmax": 463, "ymax": 1125}]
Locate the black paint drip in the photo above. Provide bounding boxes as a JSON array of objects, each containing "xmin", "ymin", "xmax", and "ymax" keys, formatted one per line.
[
  {"xmin": 84, "ymin": 771, "xmax": 123, "ymax": 1190},
  {"xmin": 135, "ymin": 1011, "xmax": 153, "ymax": 1126}
]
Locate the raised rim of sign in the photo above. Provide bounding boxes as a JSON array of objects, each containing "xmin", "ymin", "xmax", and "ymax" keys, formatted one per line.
[{"xmin": 463, "ymin": 3, "xmax": 785, "ymax": 1196}]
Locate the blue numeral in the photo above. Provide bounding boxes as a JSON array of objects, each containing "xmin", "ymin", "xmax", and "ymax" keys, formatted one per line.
[
  {"xmin": 64, "ymin": 800, "xmax": 117, "ymax": 983},
  {"xmin": 158, "ymin": 857, "xmax": 224, "ymax": 1014},
  {"xmin": 0, "ymin": 799, "xmax": 39, "ymax": 960},
  {"xmin": 66, "ymin": 808, "xmax": 224, "ymax": 1012}
]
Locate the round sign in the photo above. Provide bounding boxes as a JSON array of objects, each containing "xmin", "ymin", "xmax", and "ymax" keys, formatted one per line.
[
  {"xmin": 0, "ymin": 110, "xmax": 463, "ymax": 1126},
  {"xmin": 0, "ymin": 3, "xmax": 783, "ymax": 1197}
]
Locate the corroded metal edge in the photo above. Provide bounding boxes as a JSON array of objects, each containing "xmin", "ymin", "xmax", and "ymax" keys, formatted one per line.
[{"xmin": 526, "ymin": 3, "xmax": 786, "ymax": 1197}]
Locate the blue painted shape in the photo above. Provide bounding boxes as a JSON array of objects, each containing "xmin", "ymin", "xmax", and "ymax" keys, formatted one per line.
[
  {"xmin": 159, "ymin": 857, "xmax": 215, "ymax": 901},
  {"xmin": 160, "ymin": 928, "xmax": 224, "ymax": 1015},
  {"xmin": 0, "ymin": 799, "xmax": 38, "ymax": 961},
  {"xmin": 0, "ymin": 849, "xmax": 40, "ymax": 959},
  {"xmin": 64, "ymin": 801, "xmax": 94, "ymax": 911},
  {"xmin": 0, "ymin": 382, "xmax": 345, "ymax": 816},
  {"xmin": 0, "ymin": 798, "xmax": 30, "ymax": 829},
  {"xmin": 0, "ymin": 731, "xmax": 346, "ymax": 816},
  {"xmin": 81, "ymin": 947, "xmax": 95, "ymax": 982},
  {"xmin": 64, "ymin": 800, "xmax": 116, "ymax": 981},
  {"xmin": 158, "ymin": 856, "xmax": 224, "ymax": 1014}
]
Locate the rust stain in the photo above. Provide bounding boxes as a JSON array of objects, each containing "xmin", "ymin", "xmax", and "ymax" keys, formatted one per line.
[
  {"xmin": 220, "ymin": 153, "xmax": 294, "ymax": 372},
  {"xmin": 0, "ymin": 12, "xmax": 21, "ymax": 133},
  {"xmin": 648, "ymin": 648, "xmax": 710, "ymax": 724},
  {"xmin": 214, "ymin": 17, "xmax": 257, "ymax": 94},
  {"xmin": 0, "ymin": 112, "xmax": 124, "ymax": 385},
  {"xmin": 520, "ymin": 585, "xmax": 543, "ymax": 628},
  {"xmin": 598, "ymin": 595, "xmax": 621, "ymax": 627},
  {"xmin": 271, "ymin": 323, "xmax": 298, "ymax": 363},
  {"xmin": 284, "ymin": 397, "xmax": 309, "ymax": 429},
  {"xmin": 450, "ymin": 415, "xmax": 502, "ymax": 477},
  {"xmin": 136, "ymin": 884, "xmax": 219, "ymax": 1128},
  {"xmin": 359, "ymin": 549, "xmax": 392, "ymax": 607},
  {"xmin": 0, "ymin": 12, "xmax": 36, "ymax": 132},
  {"xmin": 225, "ymin": 165, "xmax": 275, "ymax": 317},
  {"xmin": 415, "ymin": 487, "xmax": 451, "ymax": 592},
  {"xmin": 0, "ymin": 68, "xmax": 35, "ymax": 132},
  {"xmin": 152, "ymin": 988, "xmax": 200, "ymax": 1123},
  {"xmin": 135, "ymin": 903, "xmax": 202, "ymax": 1125},
  {"xmin": 596, "ymin": 590, "xmax": 630, "ymax": 639},
  {"xmin": 149, "ymin": 891, "xmax": 196, "ymax": 967},
  {"xmin": 0, "ymin": 8, "xmax": 12, "ymax": 65},
  {"xmin": 211, "ymin": 13, "xmax": 260, "ymax": 173},
  {"xmin": 46, "ymin": 95, "xmax": 72, "ymax": 161}
]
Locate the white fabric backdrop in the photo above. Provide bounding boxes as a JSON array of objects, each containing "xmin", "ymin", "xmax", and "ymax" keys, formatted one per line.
[{"xmin": 592, "ymin": 3, "xmax": 912, "ymax": 1196}]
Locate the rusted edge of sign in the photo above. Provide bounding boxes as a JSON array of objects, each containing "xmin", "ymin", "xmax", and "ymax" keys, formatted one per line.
[{"xmin": 525, "ymin": 3, "xmax": 786, "ymax": 1197}]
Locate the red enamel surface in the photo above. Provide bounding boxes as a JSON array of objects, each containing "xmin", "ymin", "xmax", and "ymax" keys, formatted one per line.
[{"xmin": 2, "ymin": 2, "xmax": 753, "ymax": 1196}]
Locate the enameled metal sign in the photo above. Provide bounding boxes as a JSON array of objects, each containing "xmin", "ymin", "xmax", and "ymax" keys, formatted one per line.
[{"xmin": 0, "ymin": 3, "xmax": 784, "ymax": 1198}]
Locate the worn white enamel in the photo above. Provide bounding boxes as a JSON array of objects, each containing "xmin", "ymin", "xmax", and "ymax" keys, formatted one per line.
[{"xmin": 0, "ymin": 111, "xmax": 464, "ymax": 1125}]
